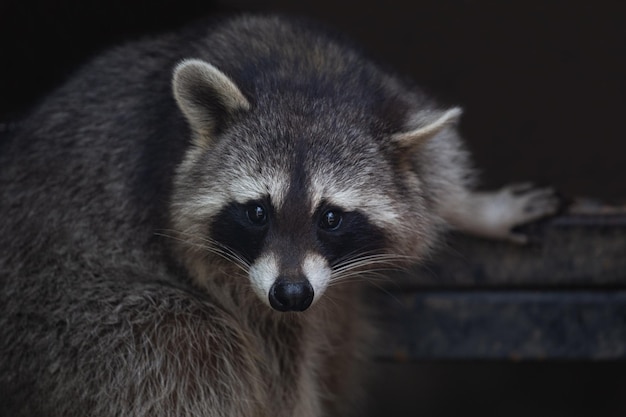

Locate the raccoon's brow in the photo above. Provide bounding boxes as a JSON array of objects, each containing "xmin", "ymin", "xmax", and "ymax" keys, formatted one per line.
[
  {"xmin": 226, "ymin": 169, "xmax": 290, "ymax": 209},
  {"xmin": 308, "ymin": 176, "xmax": 401, "ymax": 229}
]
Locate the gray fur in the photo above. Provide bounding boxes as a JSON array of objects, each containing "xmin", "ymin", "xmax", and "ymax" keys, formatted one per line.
[{"xmin": 0, "ymin": 15, "xmax": 557, "ymax": 416}]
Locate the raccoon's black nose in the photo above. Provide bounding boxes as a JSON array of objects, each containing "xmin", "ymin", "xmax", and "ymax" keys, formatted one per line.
[{"xmin": 269, "ymin": 278, "xmax": 314, "ymax": 312}]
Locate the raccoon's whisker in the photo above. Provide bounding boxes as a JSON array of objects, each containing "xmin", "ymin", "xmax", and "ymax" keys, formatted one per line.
[
  {"xmin": 329, "ymin": 254, "xmax": 408, "ymax": 288},
  {"xmin": 331, "ymin": 250, "xmax": 409, "ymax": 269},
  {"xmin": 328, "ymin": 270, "xmax": 397, "ymax": 288},
  {"xmin": 205, "ymin": 246, "xmax": 251, "ymax": 275},
  {"xmin": 327, "ymin": 272, "xmax": 403, "ymax": 308},
  {"xmin": 331, "ymin": 253, "xmax": 409, "ymax": 276},
  {"xmin": 332, "ymin": 260, "xmax": 397, "ymax": 277},
  {"xmin": 154, "ymin": 229, "xmax": 188, "ymax": 243},
  {"xmin": 327, "ymin": 251, "xmax": 415, "ymax": 291},
  {"xmin": 332, "ymin": 251, "xmax": 413, "ymax": 268},
  {"xmin": 331, "ymin": 261, "xmax": 399, "ymax": 277},
  {"xmin": 330, "ymin": 268, "xmax": 396, "ymax": 282},
  {"xmin": 156, "ymin": 230, "xmax": 251, "ymax": 274},
  {"xmin": 331, "ymin": 273, "xmax": 384, "ymax": 285},
  {"xmin": 364, "ymin": 280, "xmax": 405, "ymax": 308},
  {"xmin": 201, "ymin": 243, "xmax": 251, "ymax": 275}
]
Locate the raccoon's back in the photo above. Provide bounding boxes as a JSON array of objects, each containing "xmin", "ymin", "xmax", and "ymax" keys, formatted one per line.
[
  {"xmin": 0, "ymin": 19, "xmax": 253, "ymax": 415},
  {"xmin": 0, "ymin": 34, "xmax": 193, "ymax": 275}
]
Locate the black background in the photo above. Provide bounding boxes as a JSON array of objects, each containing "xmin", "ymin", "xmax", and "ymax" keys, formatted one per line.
[{"xmin": 1, "ymin": 0, "xmax": 625, "ymax": 415}]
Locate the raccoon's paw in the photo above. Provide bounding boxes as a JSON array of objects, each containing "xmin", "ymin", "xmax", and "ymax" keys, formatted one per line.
[{"xmin": 488, "ymin": 183, "xmax": 560, "ymax": 244}]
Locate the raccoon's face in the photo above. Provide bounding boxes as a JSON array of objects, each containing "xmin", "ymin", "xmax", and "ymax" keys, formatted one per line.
[
  {"xmin": 170, "ymin": 59, "xmax": 455, "ymax": 312},
  {"xmin": 207, "ymin": 189, "xmax": 387, "ymax": 312}
]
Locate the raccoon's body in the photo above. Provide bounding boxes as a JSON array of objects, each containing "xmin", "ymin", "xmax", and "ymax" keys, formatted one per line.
[{"xmin": 0, "ymin": 15, "xmax": 557, "ymax": 417}]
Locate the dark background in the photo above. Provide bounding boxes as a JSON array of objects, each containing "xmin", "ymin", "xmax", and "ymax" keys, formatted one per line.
[
  {"xmin": 1, "ymin": 0, "xmax": 625, "ymax": 415},
  {"xmin": 2, "ymin": 0, "xmax": 625, "ymax": 202}
]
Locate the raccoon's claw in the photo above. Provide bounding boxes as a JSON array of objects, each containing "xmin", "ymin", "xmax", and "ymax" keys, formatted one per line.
[
  {"xmin": 495, "ymin": 183, "xmax": 560, "ymax": 244},
  {"xmin": 503, "ymin": 183, "xmax": 559, "ymax": 218},
  {"xmin": 444, "ymin": 183, "xmax": 560, "ymax": 243}
]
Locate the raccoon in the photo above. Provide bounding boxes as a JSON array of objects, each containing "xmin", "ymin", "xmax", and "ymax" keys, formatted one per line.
[{"xmin": 0, "ymin": 14, "xmax": 557, "ymax": 417}]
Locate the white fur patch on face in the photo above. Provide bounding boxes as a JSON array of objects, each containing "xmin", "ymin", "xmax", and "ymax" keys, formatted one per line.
[
  {"xmin": 302, "ymin": 253, "xmax": 331, "ymax": 304},
  {"xmin": 249, "ymin": 253, "xmax": 279, "ymax": 307},
  {"xmin": 249, "ymin": 252, "xmax": 331, "ymax": 307}
]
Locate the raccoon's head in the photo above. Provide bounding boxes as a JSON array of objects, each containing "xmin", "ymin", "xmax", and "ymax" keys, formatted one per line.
[{"xmin": 170, "ymin": 59, "xmax": 460, "ymax": 312}]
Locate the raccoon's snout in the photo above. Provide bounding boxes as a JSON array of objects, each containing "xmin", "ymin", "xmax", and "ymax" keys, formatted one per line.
[
  {"xmin": 269, "ymin": 277, "xmax": 314, "ymax": 312},
  {"xmin": 250, "ymin": 253, "xmax": 329, "ymax": 311}
]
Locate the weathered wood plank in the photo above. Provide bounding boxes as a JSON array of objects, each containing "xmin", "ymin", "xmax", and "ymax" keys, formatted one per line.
[
  {"xmin": 392, "ymin": 212, "xmax": 626, "ymax": 288},
  {"xmin": 370, "ymin": 290, "xmax": 626, "ymax": 360}
]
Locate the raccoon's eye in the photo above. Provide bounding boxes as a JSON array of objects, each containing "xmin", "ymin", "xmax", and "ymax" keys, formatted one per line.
[
  {"xmin": 246, "ymin": 204, "xmax": 267, "ymax": 226},
  {"xmin": 319, "ymin": 209, "xmax": 342, "ymax": 231}
]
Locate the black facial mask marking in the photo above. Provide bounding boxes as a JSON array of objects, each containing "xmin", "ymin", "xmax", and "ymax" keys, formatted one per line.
[
  {"xmin": 314, "ymin": 204, "xmax": 387, "ymax": 266},
  {"xmin": 210, "ymin": 198, "xmax": 271, "ymax": 263}
]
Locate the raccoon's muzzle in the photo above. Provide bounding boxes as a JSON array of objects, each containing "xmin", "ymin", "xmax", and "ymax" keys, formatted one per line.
[{"xmin": 268, "ymin": 276, "xmax": 314, "ymax": 312}]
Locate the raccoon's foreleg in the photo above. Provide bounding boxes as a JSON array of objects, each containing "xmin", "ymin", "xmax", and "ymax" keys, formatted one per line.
[{"xmin": 441, "ymin": 183, "xmax": 559, "ymax": 244}]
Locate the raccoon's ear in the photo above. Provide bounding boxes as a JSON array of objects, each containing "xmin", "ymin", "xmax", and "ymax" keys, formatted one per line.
[
  {"xmin": 172, "ymin": 59, "xmax": 250, "ymax": 145},
  {"xmin": 391, "ymin": 107, "xmax": 463, "ymax": 151}
]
